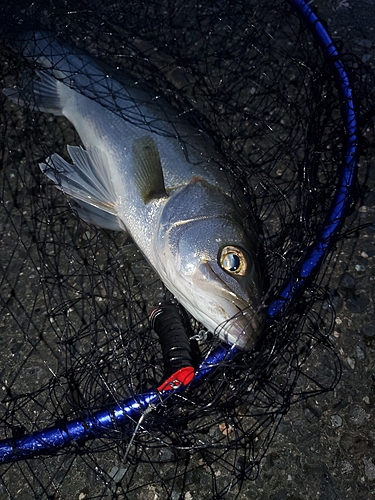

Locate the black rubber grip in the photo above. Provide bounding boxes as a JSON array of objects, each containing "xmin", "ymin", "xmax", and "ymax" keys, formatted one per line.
[{"xmin": 150, "ymin": 303, "xmax": 193, "ymax": 380}]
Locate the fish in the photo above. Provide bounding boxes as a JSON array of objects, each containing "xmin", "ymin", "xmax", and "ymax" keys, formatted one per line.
[{"xmin": 4, "ymin": 31, "xmax": 264, "ymax": 350}]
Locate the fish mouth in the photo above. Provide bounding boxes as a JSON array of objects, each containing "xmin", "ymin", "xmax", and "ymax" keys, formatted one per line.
[
  {"xmin": 193, "ymin": 263, "xmax": 264, "ymax": 350},
  {"xmin": 214, "ymin": 306, "xmax": 264, "ymax": 350}
]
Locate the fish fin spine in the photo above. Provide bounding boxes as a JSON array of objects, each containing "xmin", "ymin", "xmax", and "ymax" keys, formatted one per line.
[
  {"xmin": 40, "ymin": 145, "xmax": 124, "ymax": 231},
  {"xmin": 132, "ymin": 135, "xmax": 167, "ymax": 203}
]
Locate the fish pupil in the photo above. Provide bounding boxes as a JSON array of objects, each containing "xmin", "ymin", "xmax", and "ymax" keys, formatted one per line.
[{"xmin": 223, "ymin": 253, "xmax": 240, "ymax": 272}]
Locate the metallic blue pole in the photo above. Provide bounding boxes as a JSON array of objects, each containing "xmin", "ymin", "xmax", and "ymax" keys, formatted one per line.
[{"xmin": 268, "ymin": 0, "xmax": 358, "ymax": 317}]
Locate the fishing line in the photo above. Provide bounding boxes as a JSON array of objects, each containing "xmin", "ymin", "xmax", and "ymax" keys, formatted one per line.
[{"xmin": 0, "ymin": 0, "xmax": 358, "ymax": 465}]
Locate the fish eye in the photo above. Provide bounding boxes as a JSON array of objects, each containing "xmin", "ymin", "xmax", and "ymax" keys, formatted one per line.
[{"xmin": 219, "ymin": 246, "xmax": 248, "ymax": 276}]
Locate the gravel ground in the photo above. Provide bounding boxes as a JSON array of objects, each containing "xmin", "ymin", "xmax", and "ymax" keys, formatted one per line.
[
  {"xmin": 0, "ymin": 1, "xmax": 374, "ymax": 499},
  {"xmin": 253, "ymin": 168, "xmax": 375, "ymax": 499},
  {"xmin": 252, "ymin": 2, "xmax": 375, "ymax": 498}
]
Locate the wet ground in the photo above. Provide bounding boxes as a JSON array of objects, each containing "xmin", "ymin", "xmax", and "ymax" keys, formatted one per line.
[
  {"xmin": 251, "ymin": 3, "xmax": 375, "ymax": 499},
  {"xmin": 0, "ymin": 1, "xmax": 374, "ymax": 499},
  {"xmin": 253, "ymin": 175, "xmax": 375, "ymax": 499}
]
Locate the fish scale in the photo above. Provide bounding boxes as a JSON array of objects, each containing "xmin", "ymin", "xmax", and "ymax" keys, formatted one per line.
[{"xmin": 4, "ymin": 30, "xmax": 264, "ymax": 349}]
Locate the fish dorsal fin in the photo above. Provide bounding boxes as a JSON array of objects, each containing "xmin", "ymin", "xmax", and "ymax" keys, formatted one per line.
[
  {"xmin": 132, "ymin": 135, "xmax": 167, "ymax": 203},
  {"xmin": 40, "ymin": 145, "xmax": 125, "ymax": 231}
]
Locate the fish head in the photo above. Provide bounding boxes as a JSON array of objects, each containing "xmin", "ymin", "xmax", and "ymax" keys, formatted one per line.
[{"xmin": 156, "ymin": 179, "xmax": 265, "ymax": 350}]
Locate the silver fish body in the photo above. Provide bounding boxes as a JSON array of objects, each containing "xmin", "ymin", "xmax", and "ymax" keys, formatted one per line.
[{"xmin": 4, "ymin": 32, "xmax": 264, "ymax": 349}]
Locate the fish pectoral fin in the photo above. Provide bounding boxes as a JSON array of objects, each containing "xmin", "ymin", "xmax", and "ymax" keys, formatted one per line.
[
  {"xmin": 132, "ymin": 135, "xmax": 167, "ymax": 203},
  {"xmin": 40, "ymin": 145, "xmax": 125, "ymax": 231}
]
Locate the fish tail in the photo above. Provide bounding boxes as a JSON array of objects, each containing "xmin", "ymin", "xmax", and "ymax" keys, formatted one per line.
[
  {"xmin": 3, "ymin": 31, "xmax": 109, "ymax": 113},
  {"xmin": 2, "ymin": 31, "xmax": 78, "ymax": 114},
  {"xmin": 3, "ymin": 69, "xmax": 65, "ymax": 115},
  {"xmin": 3, "ymin": 31, "xmax": 127, "ymax": 232}
]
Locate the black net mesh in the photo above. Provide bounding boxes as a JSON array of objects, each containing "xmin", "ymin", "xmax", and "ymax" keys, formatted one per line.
[{"xmin": 0, "ymin": 0, "xmax": 374, "ymax": 498}]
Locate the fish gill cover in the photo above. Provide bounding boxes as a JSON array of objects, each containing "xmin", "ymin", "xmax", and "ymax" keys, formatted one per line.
[{"xmin": 0, "ymin": 0, "xmax": 374, "ymax": 499}]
